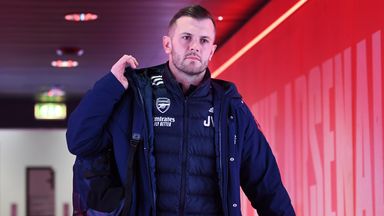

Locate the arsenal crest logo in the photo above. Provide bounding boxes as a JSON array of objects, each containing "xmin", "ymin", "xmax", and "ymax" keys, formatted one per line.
[{"xmin": 156, "ymin": 97, "xmax": 170, "ymax": 113}]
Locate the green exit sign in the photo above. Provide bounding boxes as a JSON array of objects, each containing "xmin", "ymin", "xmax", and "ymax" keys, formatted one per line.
[{"xmin": 34, "ymin": 103, "xmax": 67, "ymax": 120}]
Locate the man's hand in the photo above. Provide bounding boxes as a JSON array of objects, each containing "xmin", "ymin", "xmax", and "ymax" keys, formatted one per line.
[{"xmin": 111, "ymin": 55, "xmax": 139, "ymax": 89}]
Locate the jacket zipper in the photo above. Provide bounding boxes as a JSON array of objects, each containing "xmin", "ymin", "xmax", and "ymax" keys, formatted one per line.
[{"xmin": 179, "ymin": 97, "xmax": 189, "ymax": 215}]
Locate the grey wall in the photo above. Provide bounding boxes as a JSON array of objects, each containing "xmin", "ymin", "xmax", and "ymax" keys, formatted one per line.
[{"xmin": 0, "ymin": 129, "xmax": 75, "ymax": 216}]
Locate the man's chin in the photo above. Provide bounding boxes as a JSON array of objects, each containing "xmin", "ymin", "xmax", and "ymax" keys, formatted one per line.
[
  {"xmin": 184, "ymin": 69, "xmax": 206, "ymax": 76},
  {"xmin": 184, "ymin": 59, "xmax": 201, "ymax": 65},
  {"xmin": 185, "ymin": 60, "xmax": 203, "ymax": 68},
  {"xmin": 181, "ymin": 64, "xmax": 203, "ymax": 73}
]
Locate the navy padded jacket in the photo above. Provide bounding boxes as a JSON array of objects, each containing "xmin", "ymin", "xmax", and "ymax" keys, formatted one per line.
[{"xmin": 66, "ymin": 63, "xmax": 295, "ymax": 216}]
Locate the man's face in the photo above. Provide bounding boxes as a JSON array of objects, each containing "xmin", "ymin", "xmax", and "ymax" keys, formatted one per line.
[{"xmin": 163, "ymin": 16, "xmax": 217, "ymax": 76}]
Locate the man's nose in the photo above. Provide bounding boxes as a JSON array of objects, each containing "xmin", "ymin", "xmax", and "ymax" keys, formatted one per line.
[{"xmin": 189, "ymin": 39, "xmax": 200, "ymax": 52}]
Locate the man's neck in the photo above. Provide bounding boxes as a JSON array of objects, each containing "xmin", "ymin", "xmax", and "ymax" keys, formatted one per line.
[{"xmin": 168, "ymin": 63, "xmax": 206, "ymax": 93}]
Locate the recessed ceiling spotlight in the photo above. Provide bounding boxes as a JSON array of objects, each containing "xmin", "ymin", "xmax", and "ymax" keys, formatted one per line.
[
  {"xmin": 65, "ymin": 13, "xmax": 98, "ymax": 22},
  {"xmin": 218, "ymin": 16, "xmax": 224, "ymax": 21},
  {"xmin": 51, "ymin": 60, "xmax": 79, "ymax": 68},
  {"xmin": 56, "ymin": 47, "xmax": 84, "ymax": 56}
]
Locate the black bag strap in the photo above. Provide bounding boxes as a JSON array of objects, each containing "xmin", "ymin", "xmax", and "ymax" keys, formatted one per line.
[
  {"xmin": 121, "ymin": 101, "xmax": 144, "ymax": 216},
  {"xmin": 121, "ymin": 68, "xmax": 145, "ymax": 216}
]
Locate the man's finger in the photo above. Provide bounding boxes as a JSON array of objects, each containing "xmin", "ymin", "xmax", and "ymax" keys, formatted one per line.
[
  {"xmin": 128, "ymin": 57, "xmax": 139, "ymax": 69},
  {"xmin": 132, "ymin": 57, "xmax": 139, "ymax": 67},
  {"xmin": 123, "ymin": 55, "xmax": 139, "ymax": 69}
]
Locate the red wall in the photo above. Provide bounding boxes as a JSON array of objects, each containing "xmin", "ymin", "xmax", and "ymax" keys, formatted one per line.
[{"xmin": 211, "ymin": 0, "xmax": 384, "ymax": 215}]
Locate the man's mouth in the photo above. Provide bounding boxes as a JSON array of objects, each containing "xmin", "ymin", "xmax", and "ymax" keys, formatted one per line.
[{"xmin": 185, "ymin": 54, "xmax": 201, "ymax": 61}]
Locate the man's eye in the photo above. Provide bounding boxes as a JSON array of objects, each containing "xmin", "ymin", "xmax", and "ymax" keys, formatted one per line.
[
  {"xmin": 201, "ymin": 39, "xmax": 209, "ymax": 44},
  {"xmin": 182, "ymin": 35, "xmax": 191, "ymax": 40}
]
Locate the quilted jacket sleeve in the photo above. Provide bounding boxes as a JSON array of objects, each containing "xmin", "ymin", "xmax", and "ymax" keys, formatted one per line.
[
  {"xmin": 239, "ymin": 104, "xmax": 295, "ymax": 216},
  {"xmin": 66, "ymin": 72, "xmax": 126, "ymax": 157}
]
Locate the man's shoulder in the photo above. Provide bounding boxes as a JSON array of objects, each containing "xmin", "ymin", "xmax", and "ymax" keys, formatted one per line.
[
  {"xmin": 211, "ymin": 77, "xmax": 234, "ymax": 87},
  {"xmin": 211, "ymin": 78, "xmax": 241, "ymax": 98},
  {"xmin": 211, "ymin": 78, "xmax": 249, "ymax": 114}
]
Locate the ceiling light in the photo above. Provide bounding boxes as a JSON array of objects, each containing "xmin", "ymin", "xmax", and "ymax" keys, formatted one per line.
[
  {"xmin": 51, "ymin": 60, "xmax": 79, "ymax": 68},
  {"xmin": 46, "ymin": 87, "xmax": 65, "ymax": 97},
  {"xmin": 212, "ymin": 0, "xmax": 308, "ymax": 78},
  {"xmin": 218, "ymin": 16, "xmax": 224, "ymax": 21},
  {"xmin": 56, "ymin": 47, "xmax": 84, "ymax": 56},
  {"xmin": 65, "ymin": 13, "xmax": 98, "ymax": 22},
  {"xmin": 36, "ymin": 86, "xmax": 66, "ymax": 102}
]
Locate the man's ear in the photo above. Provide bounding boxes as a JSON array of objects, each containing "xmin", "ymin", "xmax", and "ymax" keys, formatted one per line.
[
  {"xmin": 208, "ymin": 44, "xmax": 217, "ymax": 61},
  {"xmin": 163, "ymin": 36, "xmax": 172, "ymax": 54}
]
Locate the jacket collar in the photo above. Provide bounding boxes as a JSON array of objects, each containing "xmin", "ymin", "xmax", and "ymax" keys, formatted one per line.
[
  {"xmin": 162, "ymin": 62, "xmax": 212, "ymax": 98},
  {"xmin": 125, "ymin": 62, "xmax": 242, "ymax": 100}
]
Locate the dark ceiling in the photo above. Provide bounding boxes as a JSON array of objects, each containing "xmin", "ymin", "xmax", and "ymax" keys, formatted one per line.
[{"xmin": 0, "ymin": 0, "xmax": 267, "ymax": 99}]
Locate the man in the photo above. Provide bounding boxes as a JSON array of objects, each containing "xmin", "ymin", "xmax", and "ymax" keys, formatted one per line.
[{"xmin": 67, "ymin": 5, "xmax": 295, "ymax": 216}]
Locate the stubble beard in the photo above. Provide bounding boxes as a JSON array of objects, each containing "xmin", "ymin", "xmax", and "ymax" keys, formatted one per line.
[{"xmin": 172, "ymin": 52, "xmax": 207, "ymax": 77}]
